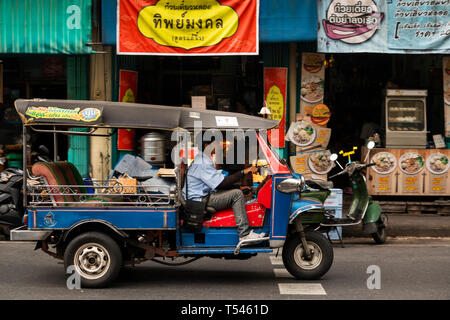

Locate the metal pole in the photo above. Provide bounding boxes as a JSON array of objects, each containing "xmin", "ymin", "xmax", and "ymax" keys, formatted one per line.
[
  {"xmin": 22, "ymin": 126, "xmax": 27, "ymax": 210},
  {"xmin": 53, "ymin": 126, "xmax": 58, "ymax": 161},
  {"xmin": 289, "ymin": 42, "xmax": 297, "ymax": 156}
]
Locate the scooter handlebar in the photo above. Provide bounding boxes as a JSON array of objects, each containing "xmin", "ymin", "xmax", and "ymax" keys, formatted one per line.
[{"xmin": 329, "ymin": 162, "xmax": 375, "ymax": 179}]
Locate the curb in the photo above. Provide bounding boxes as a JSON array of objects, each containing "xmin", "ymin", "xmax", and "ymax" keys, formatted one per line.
[{"xmin": 342, "ymin": 213, "xmax": 450, "ymax": 238}]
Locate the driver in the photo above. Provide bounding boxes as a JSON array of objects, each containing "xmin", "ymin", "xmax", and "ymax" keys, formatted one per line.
[{"xmin": 182, "ymin": 135, "xmax": 266, "ymax": 242}]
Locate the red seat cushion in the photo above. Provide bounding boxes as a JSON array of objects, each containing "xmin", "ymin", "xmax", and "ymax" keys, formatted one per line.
[{"xmin": 31, "ymin": 162, "xmax": 74, "ymax": 205}]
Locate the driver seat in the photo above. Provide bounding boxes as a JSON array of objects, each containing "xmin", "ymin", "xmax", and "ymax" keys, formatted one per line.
[{"xmin": 176, "ymin": 162, "xmax": 216, "ymax": 214}]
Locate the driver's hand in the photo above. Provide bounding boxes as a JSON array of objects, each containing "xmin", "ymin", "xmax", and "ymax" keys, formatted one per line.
[
  {"xmin": 240, "ymin": 186, "xmax": 252, "ymax": 195},
  {"xmin": 244, "ymin": 166, "xmax": 258, "ymax": 175}
]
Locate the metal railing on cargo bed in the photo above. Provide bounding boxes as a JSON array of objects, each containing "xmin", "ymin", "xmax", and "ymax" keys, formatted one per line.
[{"xmin": 27, "ymin": 178, "xmax": 176, "ymax": 208}]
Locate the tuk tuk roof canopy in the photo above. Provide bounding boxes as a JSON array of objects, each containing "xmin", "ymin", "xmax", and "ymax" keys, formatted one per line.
[{"xmin": 14, "ymin": 99, "xmax": 278, "ymax": 131}]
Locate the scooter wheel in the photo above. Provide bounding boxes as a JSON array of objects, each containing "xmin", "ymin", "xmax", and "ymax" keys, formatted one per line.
[
  {"xmin": 282, "ymin": 231, "xmax": 334, "ymax": 280},
  {"xmin": 64, "ymin": 232, "xmax": 122, "ymax": 288},
  {"xmin": 372, "ymin": 214, "xmax": 388, "ymax": 244}
]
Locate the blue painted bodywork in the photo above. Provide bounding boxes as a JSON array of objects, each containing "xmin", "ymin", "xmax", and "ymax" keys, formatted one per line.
[
  {"xmin": 269, "ymin": 174, "xmax": 293, "ymax": 242},
  {"xmin": 179, "ymin": 225, "xmax": 271, "ymax": 248},
  {"xmin": 28, "ymin": 207, "xmax": 177, "ymax": 230},
  {"xmin": 27, "ymin": 173, "xmax": 336, "ymax": 256},
  {"xmin": 289, "ymin": 198, "xmax": 324, "ymax": 223}
]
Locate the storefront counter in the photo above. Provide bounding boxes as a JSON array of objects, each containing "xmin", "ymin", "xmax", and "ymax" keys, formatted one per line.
[{"xmin": 362, "ymin": 147, "xmax": 449, "ymax": 196}]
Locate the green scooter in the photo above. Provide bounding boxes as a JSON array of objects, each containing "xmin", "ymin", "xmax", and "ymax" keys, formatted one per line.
[{"xmin": 320, "ymin": 141, "xmax": 388, "ymax": 244}]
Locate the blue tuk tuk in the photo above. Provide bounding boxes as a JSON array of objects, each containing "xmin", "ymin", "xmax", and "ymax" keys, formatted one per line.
[{"xmin": 11, "ymin": 99, "xmax": 336, "ymax": 288}]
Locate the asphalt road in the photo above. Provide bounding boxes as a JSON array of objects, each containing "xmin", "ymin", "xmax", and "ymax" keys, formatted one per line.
[{"xmin": 0, "ymin": 238, "xmax": 449, "ymax": 301}]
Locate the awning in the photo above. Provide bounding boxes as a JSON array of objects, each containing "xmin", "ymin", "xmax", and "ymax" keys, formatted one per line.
[
  {"xmin": 0, "ymin": 0, "xmax": 93, "ymax": 54},
  {"xmin": 259, "ymin": 0, "xmax": 317, "ymax": 42}
]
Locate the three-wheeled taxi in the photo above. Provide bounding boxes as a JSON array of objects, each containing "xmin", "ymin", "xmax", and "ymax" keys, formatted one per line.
[{"xmin": 11, "ymin": 99, "xmax": 335, "ymax": 288}]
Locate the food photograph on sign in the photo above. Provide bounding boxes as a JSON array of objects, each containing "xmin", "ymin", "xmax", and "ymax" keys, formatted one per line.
[
  {"xmin": 300, "ymin": 75, "xmax": 324, "ymax": 104},
  {"xmin": 288, "ymin": 121, "xmax": 316, "ymax": 147},
  {"xmin": 308, "ymin": 150, "xmax": 335, "ymax": 175},
  {"xmin": 426, "ymin": 152, "xmax": 449, "ymax": 175},
  {"xmin": 371, "ymin": 152, "xmax": 397, "ymax": 175},
  {"xmin": 311, "ymin": 104, "xmax": 331, "ymax": 126},
  {"xmin": 399, "ymin": 152, "xmax": 425, "ymax": 175}
]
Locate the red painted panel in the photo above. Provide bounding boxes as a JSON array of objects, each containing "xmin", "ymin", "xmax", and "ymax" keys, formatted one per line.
[
  {"xmin": 204, "ymin": 202, "xmax": 266, "ymax": 228},
  {"xmin": 257, "ymin": 178, "xmax": 272, "ymax": 209}
]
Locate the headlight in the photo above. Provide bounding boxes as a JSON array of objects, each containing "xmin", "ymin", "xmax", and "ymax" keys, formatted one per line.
[{"xmin": 276, "ymin": 176, "xmax": 305, "ymax": 194}]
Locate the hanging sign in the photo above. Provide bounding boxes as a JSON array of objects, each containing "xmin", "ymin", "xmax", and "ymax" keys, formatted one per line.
[
  {"xmin": 24, "ymin": 106, "xmax": 102, "ymax": 124},
  {"xmin": 117, "ymin": 0, "xmax": 259, "ymax": 55},
  {"xmin": 318, "ymin": 0, "xmax": 449, "ymax": 53},
  {"xmin": 118, "ymin": 70, "xmax": 138, "ymax": 151},
  {"xmin": 264, "ymin": 68, "xmax": 288, "ymax": 148}
]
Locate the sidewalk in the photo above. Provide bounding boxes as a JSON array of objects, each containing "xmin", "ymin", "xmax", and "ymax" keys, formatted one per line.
[{"xmin": 343, "ymin": 213, "xmax": 450, "ymax": 238}]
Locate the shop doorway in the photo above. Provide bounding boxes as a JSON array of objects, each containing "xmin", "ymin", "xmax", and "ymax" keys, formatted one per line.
[
  {"xmin": 134, "ymin": 55, "xmax": 264, "ymax": 116},
  {"xmin": 325, "ymin": 53, "xmax": 444, "ymax": 158},
  {"xmin": 0, "ymin": 55, "xmax": 68, "ymax": 161}
]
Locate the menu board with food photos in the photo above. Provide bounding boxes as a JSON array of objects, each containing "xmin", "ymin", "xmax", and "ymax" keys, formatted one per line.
[
  {"xmin": 290, "ymin": 149, "xmax": 335, "ymax": 181},
  {"xmin": 364, "ymin": 148, "xmax": 449, "ymax": 196},
  {"xmin": 300, "ymin": 53, "xmax": 325, "ymax": 117}
]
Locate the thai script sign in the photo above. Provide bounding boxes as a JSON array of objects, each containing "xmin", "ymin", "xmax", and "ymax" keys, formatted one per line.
[
  {"xmin": 388, "ymin": 0, "xmax": 449, "ymax": 49},
  {"xmin": 25, "ymin": 106, "xmax": 101, "ymax": 123},
  {"xmin": 118, "ymin": 70, "xmax": 138, "ymax": 151},
  {"xmin": 317, "ymin": 0, "xmax": 449, "ymax": 53},
  {"xmin": 264, "ymin": 68, "xmax": 288, "ymax": 148},
  {"xmin": 117, "ymin": 0, "xmax": 259, "ymax": 55}
]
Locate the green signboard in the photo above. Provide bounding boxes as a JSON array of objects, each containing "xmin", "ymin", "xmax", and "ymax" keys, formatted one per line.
[{"xmin": 0, "ymin": 0, "xmax": 92, "ymax": 54}]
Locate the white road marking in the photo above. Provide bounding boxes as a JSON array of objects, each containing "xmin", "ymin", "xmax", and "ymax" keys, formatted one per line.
[
  {"xmin": 273, "ymin": 268, "xmax": 294, "ymax": 278},
  {"xmin": 269, "ymin": 256, "xmax": 284, "ymax": 265},
  {"xmin": 278, "ymin": 283, "xmax": 327, "ymax": 295}
]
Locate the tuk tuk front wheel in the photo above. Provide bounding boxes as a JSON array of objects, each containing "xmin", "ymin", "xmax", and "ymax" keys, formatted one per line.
[
  {"xmin": 282, "ymin": 231, "xmax": 333, "ymax": 280},
  {"xmin": 64, "ymin": 232, "xmax": 122, "ymax": 288}
]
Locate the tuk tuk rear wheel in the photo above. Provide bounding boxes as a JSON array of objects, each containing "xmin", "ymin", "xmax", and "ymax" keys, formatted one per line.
[
  {"xmin": 64, "ymin": 232, "xmax": 122, "ymax": 288},
  {"xmin": 282, "ymin": 231, "xmax": 333, "ymax": 280}
]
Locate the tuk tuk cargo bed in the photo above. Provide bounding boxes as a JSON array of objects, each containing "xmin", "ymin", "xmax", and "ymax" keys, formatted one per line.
[{"xmin": 26, "ymin": 207, "xmax": 178, "ymax": 230}]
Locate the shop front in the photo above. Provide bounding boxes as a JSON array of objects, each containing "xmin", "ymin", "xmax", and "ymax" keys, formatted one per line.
[
  {"xmin": 101, "ymin": 0, "xmax": 318, "ymax": 165},
  {"xmin": 313, "ymin": 0, "xmax": 449, "ymax": 203},
  {"xmin": 0, "ymin": 0, "xmax": 93, "ymax": 173}
]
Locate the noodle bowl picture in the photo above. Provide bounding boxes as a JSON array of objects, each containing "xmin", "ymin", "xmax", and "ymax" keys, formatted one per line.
[
  {"xmin": 300, "ymin": 76, "xmax": 324, "ymax": 103},
  {"xmin": 308, "ymin": 151, "xmax": 335, "ymax": 174},
  {"xmin": 371, "ymin": 152, "xmax": 397, "ymax": 175},
  {"xmin": 288, "ymin": 121, "xmax": 316, "ymax": 146},
  {"xmin": 426, "ymin": 153, "xmax": 449, "ymax": 175},
  {"xmin": 399, "ymin": 152, "xmax": 424, "ymax": 175}
]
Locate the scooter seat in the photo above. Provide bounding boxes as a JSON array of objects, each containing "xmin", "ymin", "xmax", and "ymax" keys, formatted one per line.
[{"xmin": 306, "ymin": 179, "xmax": 333, "ymax": 190}]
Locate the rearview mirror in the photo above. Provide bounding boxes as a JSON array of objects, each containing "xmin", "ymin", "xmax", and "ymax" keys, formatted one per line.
[
  {"xmin": 367, "ymin": 140, "xmax": 375, "ymax": 150},
  {"xmin": 276, "ymin": 177, "xmax": 305, "ymax": 194}
]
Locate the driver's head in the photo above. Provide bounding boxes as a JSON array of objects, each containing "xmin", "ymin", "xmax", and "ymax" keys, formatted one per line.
[{"xmin": 195, "ymin": 131, "xmax": 223, "ymax": 156}]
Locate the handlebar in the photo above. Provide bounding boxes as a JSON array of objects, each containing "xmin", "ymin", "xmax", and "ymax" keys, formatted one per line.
[{"xmin": 329, "ymin": 162, "xmax": 375, "ymax": 179}]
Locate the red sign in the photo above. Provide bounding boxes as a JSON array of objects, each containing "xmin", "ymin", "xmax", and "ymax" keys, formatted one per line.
[
  {"xmin": 117, "ymin": 0, "xmax": 259, "ymax": 55},
  {"xmin": 118, "ymin": 70, "xmax": 138, "ymax": 151},
  {"xmin": 264, "ymin": 68, "xmax": 288, "ymax": 148}
]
